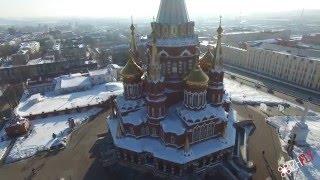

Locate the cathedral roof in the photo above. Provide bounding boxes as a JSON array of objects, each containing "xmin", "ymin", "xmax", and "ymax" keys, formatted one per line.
[
  {"xmin": 156, "ymin": 0, "xmax": 189, "ymax": 25},
  {"xmin": 185, "ymin": 63, "xmax": 209, "ymax": 86},
  {"xmin": 121, "ymin": 50, "xmax": 143, "ymax": 80},
  {"xmin": 121, "ymin": 23, "xmax": 143, "ymax": 80},
  {"xmin": 199, "ymin": 48, "xmax": 215, "ymax": 72}
]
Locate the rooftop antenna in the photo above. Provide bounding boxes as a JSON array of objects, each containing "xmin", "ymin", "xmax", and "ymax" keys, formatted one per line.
[
  {"xmin": 297, "ymin": 8, "xmax": 304, "ymax": 56},
  {"xmin": 239, "ymin": 11, "xmax": 243, "ymax": 29}
]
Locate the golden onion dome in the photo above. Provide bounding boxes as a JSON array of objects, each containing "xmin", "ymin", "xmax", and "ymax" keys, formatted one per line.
[
  {"xmin": 199, "ymin": 48, "xmax": 214, "ymax": 72},
  {"xmin": 121, "ymin": 50, "xmax": 143, "ymax": 80},
  {"xmin": 184, "ymin": 63, "xmax": 209, "ymax": 86}
]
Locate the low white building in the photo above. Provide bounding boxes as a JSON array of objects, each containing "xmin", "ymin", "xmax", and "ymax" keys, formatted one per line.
[
  {"xmin": 54, "ymin": 73, "xmax": 92, "ymax": 95},
  {"xmin": 20, "ymin": 41, "xmax": 40, "ymax": 54},
  {"xmin": 89, "ymin": 64, "xmax": 122, "ymax": 85}
]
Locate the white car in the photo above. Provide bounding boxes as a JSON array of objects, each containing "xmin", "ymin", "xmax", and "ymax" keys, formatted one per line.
[{"xmin": 50, "ymin": 137, "xmax": 68, "ymax": 150}]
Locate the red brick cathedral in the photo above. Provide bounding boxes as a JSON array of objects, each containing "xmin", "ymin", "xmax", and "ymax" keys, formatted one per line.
[{"xmin": 107, "ymin": 0, "xmax": 256, "ymax": 178}]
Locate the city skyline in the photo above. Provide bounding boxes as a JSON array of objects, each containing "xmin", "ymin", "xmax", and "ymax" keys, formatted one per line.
[{"xmin": 0, "ymin": 0, "xmax": 319, "ymax": 18}]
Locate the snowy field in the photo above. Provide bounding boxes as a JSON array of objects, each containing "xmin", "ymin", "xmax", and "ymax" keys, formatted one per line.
[
  {"xmin": 0, "ymin": 128, "xmax": 11, "ymax": 161},
  {"xmin": 267, "ymin": 116, "xmax": 320, "ymax": 180},
  {"xmin": 6, "ymin": 108, "xmax": 102, "ymax": 163},
  {"xmin": 224, "ymin": 78, "xmax": 287, "ymax": 105},
  {"xmin": 16, "ymin": 82, "xmax": 123, "ymax": 117}
]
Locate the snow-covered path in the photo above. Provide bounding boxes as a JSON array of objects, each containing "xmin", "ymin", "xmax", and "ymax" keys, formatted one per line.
[
  {"xmin": 6, "ymin": 108, "xmax": 102, "ymax": 163},
  {"xmin": 224, "ymin": 78, "xmax": 287, "ymax": 105}
]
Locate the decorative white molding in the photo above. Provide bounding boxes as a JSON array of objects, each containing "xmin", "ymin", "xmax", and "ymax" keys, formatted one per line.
[
  {"xmin": 159, "ymin": 50, "xmax": 169, "ymax": 57},
  {"xmin": 180, "ymin": 49, "xmax": 192, "ymax": 57}
]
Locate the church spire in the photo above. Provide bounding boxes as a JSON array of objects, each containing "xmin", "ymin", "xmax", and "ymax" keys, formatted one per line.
[
  {"xmin": 214, "ymin": 16, "xmax": 223, "ymax": 69},
  {"xmin": 130, "ymin": 16, "xmax": 138, "ymax": 53},
  {"xmin": 157, "ymin": 0, "xmax": 189, "ymax": 25},
  {"xmin": 148, "ymin": 22, "xmax": 161, "ymax": 81}
]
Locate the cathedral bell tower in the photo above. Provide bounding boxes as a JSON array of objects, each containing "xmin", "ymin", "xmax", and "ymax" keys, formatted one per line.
[
  {"xmin": 120, "ymin": 23, "xmax": 143, "ymax": 100},
  {"xmin": 146, "ymin": 23, "xmax": 167, "ymax": 125},
  {"xmin": 208, "ymin": 17, "xmax": 225, "ymax": 105}
]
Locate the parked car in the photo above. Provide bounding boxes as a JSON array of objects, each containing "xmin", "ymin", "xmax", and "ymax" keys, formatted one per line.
[
  {"xmin": 255, "ymin": 83, "xmax": 261, "ymax": 89},
  {"xmin": 50, "ymin": 137, "xmax": 68, "ymax": 151},
  {"xmin": 295, "ymin": 98, "xmax": 304, "ymax": 105},
  {"xmin": 267, "ymin": 89, "xmax": 274, "ymax": 94}
]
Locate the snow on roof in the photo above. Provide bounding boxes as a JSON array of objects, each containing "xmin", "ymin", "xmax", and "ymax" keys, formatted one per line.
[
  {"xmin": 160, "ymin": 104, "xmax": 186, "ymax": 135},
  {"xmin": 177, "ymin": 104, "xmax": 227, "ymax": 126},
  {"xmin": 28, "ymin": 93, "xmax": 43, "ymax": 102},
  {"xmin": 27, "ymin": 58, "xmax": 54, "ymax": 65},
  {"xmin": 122, "ymin": 108, "xmax": 147, "ymax": 126},
  {"xmin": 16, "ymin": 82, "xmax": 123, "ymax": 117},
  {"xmin": 115, "ymin": 95, "xmax": 145, "ymax": 113},
  {"xmin": 116, "ymin": 96, "xmax": 185, "ymax": 135},
  {"xmin": 267, "ymin": 115, "xmax": 320, "ymax": 179},
  {"xmin": 56, "ymin": 75, "xmax": 91, "ymax": 90},
  {"xmin": 107, "ymin": 110, "xmax": 237, "ymax": 164},
  {"xmin": 107, "ymin": 64, "xmax": 122, "ymax": 69},
  {"xmin": 89, "ymin": 68, "xmax": 110, "ymax": 76}
]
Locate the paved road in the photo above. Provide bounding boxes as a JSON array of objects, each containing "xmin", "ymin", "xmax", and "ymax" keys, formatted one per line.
[{"xmin": 234, "ymin": 104, "xmax": 284, "ymax": 180}]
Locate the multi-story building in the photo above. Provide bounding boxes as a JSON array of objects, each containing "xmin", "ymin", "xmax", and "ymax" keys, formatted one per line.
[
  {"xmin": 0, "ymin": 59, "xmax": 97, "ymax": 84},
  {"xmin": 105, "ymin": 0, "xmax": 255, "ymax": 179},
  {"xmin": 221, "ymin": 30, "xmax": 291, "ymax": 47},
  {"xmin": 223, "ymin": 44, "xmax": 320, "ymax": 92},
  {"xmin": 302, "ymin": 33, "xmax": 320, "ymax": 45}
]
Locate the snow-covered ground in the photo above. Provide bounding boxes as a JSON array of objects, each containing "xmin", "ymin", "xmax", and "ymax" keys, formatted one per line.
[
  {"xmin": 267, "ymin": 115, "xmax": 320, "ymax": 179},
  {"xmin": 0, "ymin": 127, "xmax": 11, "ymax": 161},
  {"xmin": 16, "ymin": 82, "xmax": 123, "ymax": 117},
  {"xmin": 6, "ymin": 108, "xmax": 102, "ymax": 163},
  {"xmin": 224, "ymin": 78, "xmax": 287, "ymax": 105},
  {"xmin": 224, "ymin": 78, "xmax": 320, "ymax": 116}
]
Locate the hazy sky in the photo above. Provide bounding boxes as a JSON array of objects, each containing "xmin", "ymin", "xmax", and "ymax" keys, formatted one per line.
[{"xmin": 0, "ymin": 0, "xmax": 319, "ymax": 18}]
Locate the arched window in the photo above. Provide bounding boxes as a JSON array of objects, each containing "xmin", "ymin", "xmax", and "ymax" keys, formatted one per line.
[
  {"xmin": 159, "ymin": 107, "xmax": 162, "ymax": 116},
  {"xmin": 140, "ymin": 127, "xmax": 145, "ymax": 135},
  {"xmin": 172, "ymin": 62, "xmax": 177, "ymax": 73},
  {"xmin": 151, "ymin": 107, "xmax": 155, "ymax": 117},
  {"xmin": 208, "ymin": 123, "xmax": 214, "ymax": 137},
  {"xmin": 193, "ymin": 94, "xmax": 198, "ymax": 107},
  {"xmin": 201, "ymin": 125, "xmax": 207, "ymax": 139},
  {"xmin": 170, "ymin": 136, "xmax": 175, "ymax": 144},
  {"xmin": 192, "ymin": 126, "xmax": 201, "ymax": 142},
  {"xmin": 152, "ymin": 128, "xmax": 157, "ymax": 136},
  {"xmin": 130, "ymin": 126, "xmax": 134, "ymax": 135}
]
